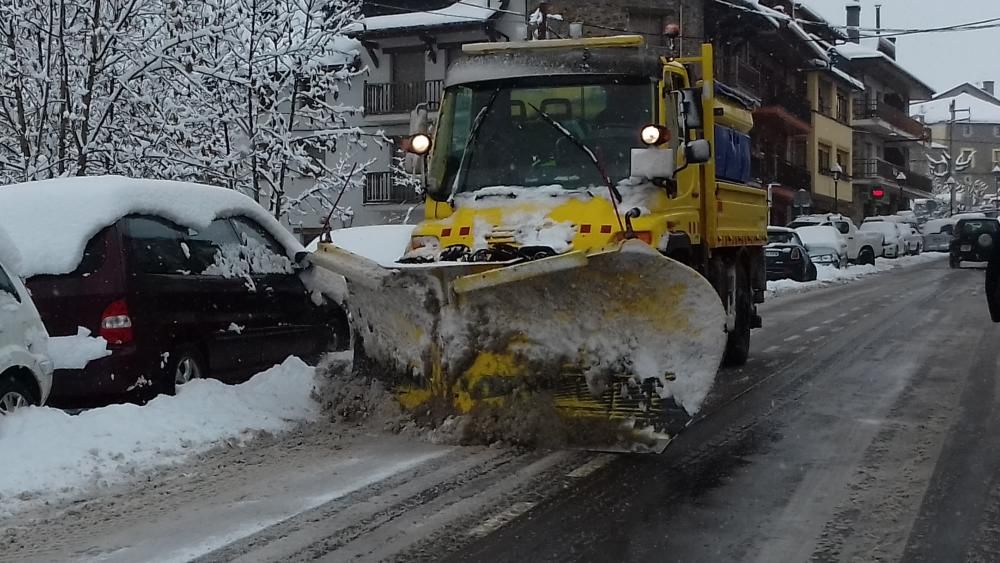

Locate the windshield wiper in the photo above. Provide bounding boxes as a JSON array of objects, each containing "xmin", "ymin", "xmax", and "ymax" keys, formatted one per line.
[
  {"xmin": 449, "ymin": 88, "xmax": 502, "ymax": 202},
  {"xmin": 526, "ymin": 102, "xmax": 623, "ymax": 204}
]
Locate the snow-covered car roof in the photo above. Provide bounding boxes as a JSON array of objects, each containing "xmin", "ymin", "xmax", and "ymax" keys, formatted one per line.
[
  {"xmin": 921, "ymin": 218, "xmax": 955, "ymax": 234},
  {"xmin": 0, "ymin": 176, "xmax": 303, "ymax": 278},
  {"xmin": 0, "ymin": 224, "xmax": 23, "ymax": 275},
  {"xmin": 794, "ymin": 225, "xmax": 843, "ymax": 248},
  {"xmin": 861, "ymin": 221, "xmax": 899, "ymax": 233},
  {"xmin": 767, "ymin": 226, "xmax": 794, "ymax": 233}
]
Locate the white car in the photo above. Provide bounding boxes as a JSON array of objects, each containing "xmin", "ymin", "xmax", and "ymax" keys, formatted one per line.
[
  {"xmin": 0, "ymin": 228, "xmax": 53, "ymax": 414},
  {"xmin": 898, "ymin": 223, "xmax": 924, "ymax": 255},
  {"xmin": 794, "ymin": 225, "xmax": 848, "ymax": 268},
  {"xmin": 860, "ymin": 221, "xmax": 906, "ymax": 258},
  {"xmin": 921, "ymin": 218, "xmax": 956, "ymax": 252}
]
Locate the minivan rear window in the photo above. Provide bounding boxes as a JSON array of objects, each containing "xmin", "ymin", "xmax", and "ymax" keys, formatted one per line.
[{"xmin": 126, "ymin": 216, "xmax": 193, "ymax": 274}]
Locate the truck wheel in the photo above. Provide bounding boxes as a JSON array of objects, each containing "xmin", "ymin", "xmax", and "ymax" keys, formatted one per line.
[{"xmin": 723, "ymin": 261, "xmax": 751, "ymax": 367}]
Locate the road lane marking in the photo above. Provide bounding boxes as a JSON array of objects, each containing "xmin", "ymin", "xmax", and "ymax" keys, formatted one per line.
[
  {"xmin": 784, "ymin": 335, "xmax": 801, "ymax": 342},
  {"xmin": 806, "ymin": 326, "xmax": 821, "ymax": 332},
  {"xmin": 762, "ymin": 345, "xmax": 781, "ymax": 354},
  {"xmin": 567, "ymin": 454, "xmax": 616, "ymax": 478},
  {"xmin": 467, "ymin": 502, "xmax": 537, "ymax": 538}
]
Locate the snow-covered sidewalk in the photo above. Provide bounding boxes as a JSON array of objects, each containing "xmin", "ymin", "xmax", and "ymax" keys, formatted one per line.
[
  {"xmin": 0, "ymin": 356, "xmax": 319, "ymax": 518},
  {"xmin": 766, "ymin": 252, "xmax": 946, "ymax": 299}
]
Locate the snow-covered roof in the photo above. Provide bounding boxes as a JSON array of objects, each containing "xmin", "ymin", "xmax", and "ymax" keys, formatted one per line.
[
  {"xmin": 348, "ymin": 0, "xmax": 500, "ymax": 34},
  {"xmin": 833, "ymin": 41, "xmax": 934, "ymax": 98},
  {"xmin": 0, "ymin": 176, "xmax": 303, "ymax": 278},
  {"xmin": 912, "ymin": 92, "xmax": 1000, "ymax": 124}
]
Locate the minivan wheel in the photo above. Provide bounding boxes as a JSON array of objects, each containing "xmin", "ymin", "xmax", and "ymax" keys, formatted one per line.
[
  {"xmin": 0, "ymin": 374, "xmax": 38, "ymax": 415},
  {"xmin": 164, "ymin": 346, "xmax": 206, "ymax": 395}
]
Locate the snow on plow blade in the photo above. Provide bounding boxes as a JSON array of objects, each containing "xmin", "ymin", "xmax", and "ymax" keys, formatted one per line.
[{"xmin": 311, "ymin": 239, "xmax": 726, "ymax": 453}]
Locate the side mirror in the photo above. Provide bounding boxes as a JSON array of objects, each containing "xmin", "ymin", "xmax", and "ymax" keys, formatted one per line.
[
  {"xmin": 684, "ymin": 139, "xmax": 711, "ymax": 164},
  {"xmin": 673, "ymin": 88, "xmax": 704, "ymax": 135},
  {"xmin": 630, "ymin": 148, "xmax": 676, "ymax": 181}
]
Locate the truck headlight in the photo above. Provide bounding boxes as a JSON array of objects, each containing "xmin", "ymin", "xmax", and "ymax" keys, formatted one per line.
[
  {"xmin": 407, "ymin": 134, "xmax": 432, "ymax": 155},
  {"xmin": 640, "ymin": 124, "xmax": 670, "ymax": 146}
]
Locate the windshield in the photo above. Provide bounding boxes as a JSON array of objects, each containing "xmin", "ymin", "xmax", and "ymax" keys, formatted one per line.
[
  {"xmin": 768, "ymin": 231, "xmax": 802, "ymax": 245},
  {"xmin": 961, "ymin": 220, "xmax": 999, "ymax": 234},
  {"xmin": 428, "ymin": 78, "xmax": 655, "ymax": 197}
]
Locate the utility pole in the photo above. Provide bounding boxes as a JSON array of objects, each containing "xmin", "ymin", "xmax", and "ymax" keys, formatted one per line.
[{"xmin": 949, "ymin": 99, "xmax": 956, "ymax": 215}]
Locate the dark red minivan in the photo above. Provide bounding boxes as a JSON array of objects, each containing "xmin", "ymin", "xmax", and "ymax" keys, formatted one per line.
[{"xmin": 26, "ymin": 213, "xmax": 348, "ymax": 408}]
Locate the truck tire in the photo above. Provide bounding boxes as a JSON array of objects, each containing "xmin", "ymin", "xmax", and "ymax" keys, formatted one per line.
[{"xmin": 723, "ymin": 260, "xmax": 751, "ymax": 367}]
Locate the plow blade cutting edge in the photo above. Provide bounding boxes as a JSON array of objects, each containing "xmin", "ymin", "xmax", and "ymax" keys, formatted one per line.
[{"xmin": 311, "ymin": 239, "xmax": 726, "ymax": 453}]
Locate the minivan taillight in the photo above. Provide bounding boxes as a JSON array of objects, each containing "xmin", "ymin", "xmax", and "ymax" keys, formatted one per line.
[{"xmin": 100, "ymin": 298, "xmax": 133, "ymax": 345}]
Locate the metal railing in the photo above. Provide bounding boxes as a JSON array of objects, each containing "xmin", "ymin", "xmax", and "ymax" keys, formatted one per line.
[
  {"xmin": 364, "ymin": 79, "xmax": 444, "ymax": 116},
  {"xmin": 852, "ymin": 158, "xmax": 934, "ymax": 192},
  {"xmin": 852, "ymin": 99, "xmax": 926, "ymax": 139},
  {"xmin": 718, "ymin": 57, "xmax": 762, "ymax": 95},
  {"xmin": 363, "ymin": 171, "xmax": 422, "ymax": 204},
  {"xmin": 752, "ymin": 157, "xmax": 811, "ymax": 190}
]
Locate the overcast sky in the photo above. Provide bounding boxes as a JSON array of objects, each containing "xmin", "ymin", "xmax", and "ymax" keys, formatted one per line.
[{"xmin": 800, "ymin": 0, "xmax": 999, "ymax": 94}]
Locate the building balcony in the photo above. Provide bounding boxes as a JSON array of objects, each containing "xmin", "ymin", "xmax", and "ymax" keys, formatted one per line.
[
  {"xmin": 363, "ymin": 171, "xmax": 423, "ymax": 205},
  {"xmin": 852, "ymin": 100, "xmax": 929, "ymax": 140},
  {"xmin": 364, "ymin": 80, "xmax": 444, "ymax": 116},
  {"xmin": 852, "ymin": 158, "xmax": 934, "ymax": 196},
  {"xmin": 752, "ymin": 157, "xmax": 811, "ymax": 190},
  {"xmin": 754, "ymin": 93, "xmax": 812, "ymax": 135},
  {"xmin": 717, "ymin": 57, "xmax": 762, "ymax": 97}
]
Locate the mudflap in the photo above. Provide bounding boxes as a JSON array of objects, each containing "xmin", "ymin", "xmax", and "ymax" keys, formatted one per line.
[{"xmin": 311, "ymin": 240, "xmax": 726, "ymax": 454}]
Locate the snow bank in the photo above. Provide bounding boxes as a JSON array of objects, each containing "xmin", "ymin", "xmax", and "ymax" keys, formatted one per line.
[
  {"xmin": 0, "ymin": 356, "xmax": 319, "ymax": 517},
  {"xmin": 47, "ymin": 327, "xmax": 111, "ymax": 369},
  {"xmin": 767, "ymin": 253, "xmax": 944, "ymax": 298},
  {"xmin": 0, "ymin": 176, "xmax": 303, "ymax": 278}
]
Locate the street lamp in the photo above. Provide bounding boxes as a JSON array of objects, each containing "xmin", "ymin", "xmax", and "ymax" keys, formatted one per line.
[
  {"xmin": 993, "ymin": 164, "xmax": 1000, "ymax": 214},
  {"xmin": 831, "ymin": 162, "xmax": 843, "ymax": 214},
  {"xmin": 895, "ymin": 170, "xmax": 907, "ymax": 213},
  {"xmin": 946, "ymin": 176, "xmax": 958, "ymax": 215}
]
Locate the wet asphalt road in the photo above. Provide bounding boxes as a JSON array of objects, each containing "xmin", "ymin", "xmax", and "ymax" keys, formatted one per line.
[{"xmin": 435, "ymin": 257, "xmax": 1000, "ymax": 563}]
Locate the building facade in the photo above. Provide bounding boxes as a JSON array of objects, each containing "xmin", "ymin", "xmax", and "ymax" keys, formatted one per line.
[{"xmin": 913, "ymin": 82, "xmax": 1000, "ymax": 212}]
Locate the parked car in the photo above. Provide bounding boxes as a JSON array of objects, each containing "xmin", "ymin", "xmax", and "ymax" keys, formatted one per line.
[
  {"xmin": 860, "ymin": 221, "xmax": 906, "ymax": 258},
  {"xmin": 0, "ymin": 177, "xmax": 349, "ymax": 409},
  {"xmin": 787, "ymin": 214, "xmax": 879, "ymax": 265},
  {"xmin": 0, "ymin": 228, "xmax": 53, "ymax": 414},
  {"xmin": 765, "ymin": 227, "xmax": 817, "ymax": 282},
  {"xmin": 921, "ymin": 218, "xmax": 956, "ymax": 252},
  {"xmin": 899, "ymin": 223, "xmax": 924, "ymax": 255},
  {"xmin": 950, "ymin": 217, "xmax": 1000, "ymax": 268},
  {"xmin": 794, "ymin": 225, "xmax": 848, "ymax": 269}
]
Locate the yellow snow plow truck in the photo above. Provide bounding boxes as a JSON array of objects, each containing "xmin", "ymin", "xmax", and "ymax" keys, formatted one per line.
[{"xmin": 311, "ymin": 36, "xmax": 767, "ymax": 452}]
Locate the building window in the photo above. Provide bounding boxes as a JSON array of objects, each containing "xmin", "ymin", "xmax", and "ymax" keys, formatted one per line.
[
  {"xmin": 836, "ymin": 90, "xmax": 849, "ymax": 123},
  {"xmin": 836, "ymin": 150, "xmax": 850, "ymax": 175},
  {"xmin": 994, "ymin": 125, "xmax": 1000, "ymax": 138},
  {"xmin": 993, "ymin": 148, "xmax": 1000, "ymax": 164},
  {"xmin": 819, "ymin": 144, "xmax": 832, "ymax": 173},
  {"xmin": 963, "ymin": 124, "xmax": 973, "ymax": 137}
]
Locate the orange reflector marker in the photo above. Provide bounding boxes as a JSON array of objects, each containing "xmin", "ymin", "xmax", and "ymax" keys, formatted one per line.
[
  {"xmin": 442, "ymin": 228, "xmax": 452, "ymax": 237},
  {"xmin": 600, "ymin": 225, "xmax": 613, "ymax": 234},
  {"xmin": 580, "ymin": 224, "xmax": 592, "ymax": 234},
  {"xmin": 459, "ymin": 226, "xmax": 471, "ymax": 236}
]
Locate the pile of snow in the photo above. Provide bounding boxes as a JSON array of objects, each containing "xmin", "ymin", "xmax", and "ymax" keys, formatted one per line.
[
  {"xmin": 0, "ymin": 176, "xmax": 303, "ymax": 278},
  {"xmin": 0, "ymin": 356, "xmax": 319, "ymax": 517},
  {"xmin": 767, "ymin": 253, "xmax": 944, "ymax": 298},
  {"xmin": 47, "ymin": 327, "xmax": 111, "ymax": 370}
]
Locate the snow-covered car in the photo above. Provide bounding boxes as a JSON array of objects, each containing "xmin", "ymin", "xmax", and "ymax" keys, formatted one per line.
[
  {"xmin": 899, "ymin": 223, "xmax": 924, "ymax": 255},
  {"xmin": 794, "ymin": 225, "xmax": 848, "ymax": 269},
  {"xmin": 0, "ymin": 177, "xmax": 349, "ymax": 409},
  {"xmin": 766, "ymin": 227, "xmax": 817, "ymax": 282},
  {"xmin": 921, "ymin": 218, "xmax": 956, "ymax": 252},
  {"xmin": 860, "ymin": 221, "xmax": 906, "ymax": 258},
  {"xmin": 787, "ymin": 214, "xmax": 879, "ymax": 265},
  {"xmin": 0, "ymin": 227, "xmax": 52, "ymax": 414}
]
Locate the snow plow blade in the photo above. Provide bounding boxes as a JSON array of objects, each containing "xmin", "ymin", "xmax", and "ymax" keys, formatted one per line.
[{"xmin": 311, "ymin": 239, "xmax": 726, "ymax": 453}]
